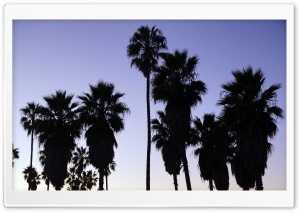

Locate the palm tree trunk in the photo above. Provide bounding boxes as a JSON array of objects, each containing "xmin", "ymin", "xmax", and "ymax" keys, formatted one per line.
[
  {"xmin": 243, "ymin": 187, "xmax": 250, "ymax": 190},
  {"xmin": 99, "ymin": 170, "xmax": 104, "ymax": 190},
  {"xmin": 255, "ymin": 175, "xmax": 264, "ymax": 190},
  {"xmin": 209, "ymin": 178, "xmax": 214, "ymax": 190},
  {"xmin": 146, "ymin": 73, "xmax": 151, "ymax": 191},
  {"xmin": 105, "ymin": 174, "xmax": 108, "ymax": 191},
  {"xmin": 180, "ymin": 145, "xmax": 192, "ymax": 190},
  {"xmin": 47, "ymin": 183, "xmax": 49, "ymax": 191},
  {"xmin": 173, "ymin": 174, "xmax": 178, "ymax": 191},
  {"xmin": 28, "ymin": 128, "xmax": 34, "ymax": 191}
]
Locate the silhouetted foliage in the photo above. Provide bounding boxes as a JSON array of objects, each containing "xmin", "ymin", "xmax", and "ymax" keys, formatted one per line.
[
  {"xmin": 104, "ymin": 161, "xmax": 116, "ymax": 191},
  {"xmin": 191, "ymin": 114, "xmax": 234, "ymax": 190},
  {"xmin": 36, "ymin": 90, "xmax": 81, "ymax": 190},
  {"xmin": 20, "ymin": 102, "xmax": 42, "ymax": 190},
  {"xmin": 152, "ymin": 49, "xmax": 207, "ymax": 190},
  {"xmin": 218, "ymin": 67, "xmax": 284, "ymax": 190},
  {"xmin": 127, "ymin": 25, "xmax": 168, "ymax": 190},
  {"xmin": 151, "ymin": 110, "xmax": 181, "ymax": 190},
  {"xmin": 12, "ymin": 144, "xmax": 19, "ymax": 167},
  {"xmin": 66, "ymin": 146, "xmax": 97, "ymax": 190},
  {"xmin": 23, "ymin": 166, "xmax": 41, "ymax": 190},
  {"xmin": 78, "ymin": 81, "xmax": 130, "ymax": 190}
]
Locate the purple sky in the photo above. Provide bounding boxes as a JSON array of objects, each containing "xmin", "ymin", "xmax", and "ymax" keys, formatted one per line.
[{"xmin": 12, "ymin": 20, "xmax": 286, "ymax": 190}]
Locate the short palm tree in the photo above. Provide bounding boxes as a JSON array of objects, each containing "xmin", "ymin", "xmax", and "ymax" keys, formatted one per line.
[
  {"xmin": 23, "ymin": 166, "xmax": 41, "ymax": 190},
  {"xmin": 20, "ymin": 102, "xmax": 42, "ymax": 190},
  {"xmin": 191, "ymin": 114, "xmax": 233, "ymax": 190},
  {"xmin": 36, "ymin": 90, "xmax": 81, "ymax": 190},
  {"xmin": 218, "ymin": 67, "xmax": 284, "ymax": 190},
  {"xmin": 152, "ymin": 49, "xmax": 207, "ymax": 190},
  {"xmin": 127, "ymin": 25, "xmax": 167, "ymax": 190},
  {"xmin": 151, "ymin": 110, "xmax": 181, "ymax": 190},
  {"xmin": 78, "ymin": 81, "xmax": 130, "ymax": 191},
  {"xmin": 12, "ymin": 144, "xmax": 19, "ymax": 167}
]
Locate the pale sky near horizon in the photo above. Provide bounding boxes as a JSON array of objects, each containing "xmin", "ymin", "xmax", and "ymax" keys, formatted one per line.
[{"xmin": 12, "ymin": 20, "xmax": 286, "ymax": 191}]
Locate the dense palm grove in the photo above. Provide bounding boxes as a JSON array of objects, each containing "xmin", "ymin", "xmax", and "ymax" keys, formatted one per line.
[{"xmin": 14, "ymin": 25, "xmax": 284, "ymax": 191}]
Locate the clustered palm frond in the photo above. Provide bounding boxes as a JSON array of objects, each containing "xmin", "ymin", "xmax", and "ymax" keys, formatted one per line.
[
  {"xmin": 36, "ymin": 90, "xmax": 81, "ymax": 190},
  {"xmin": 23, "ymin": 166, "xmax": 41, "ymax": 190},
  {"xmin": 152, "ymin": 49, "xmax": 207, "ymax": 191},
  {"xmin": 78, "ymin": 81, "xmax": 130, "ymax": 190},
  {"xmin": 12, "ymin": 144, "xmax": 19, "ymax": 167},
  {"xmin": 218, "ymin": 67, "xmax": 284, "ymax": 190}
]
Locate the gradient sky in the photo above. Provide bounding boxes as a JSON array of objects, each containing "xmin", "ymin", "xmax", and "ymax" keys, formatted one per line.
[{"xmin": 12, "ymin": 20, "xmax": 286, "ymax": 191}]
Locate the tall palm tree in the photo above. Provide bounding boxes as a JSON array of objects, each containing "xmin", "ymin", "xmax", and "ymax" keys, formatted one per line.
[
  {"xmin": 218, "ymin": 67, "xmax": 284, "ymax": 190},
  {"xmin": 191, "ymin": 114, "xmax": 233, "ymax": 190},
  {"xmin": 127, "ymin": 25, "xmax": 167, "ymax": 190},
  {"xmin": 12, "ymin": 144, "xmax": 19, "ymax": 167},
  {"xmin": 151, "ymin": 110, "xmax": 181, "ymax": 190},
  {"xmin": 20, "ymin": 102, "xmax": 42, "ymax": 190},
  {"xmin": 104, "ymin": 161, "xmax": 116, "ymax": 191},
  {"xmin": 23, "ymin": 166, "xmax": 41, "ymax": 190},
  {"xmin": 78, "ymin": 81, "xmax": 130, "ymax": 191},
  {"xmin": 36, "ymin": 90, "xmax": 81, "ymax": 190},
  {"xmin": 152, "ymin": 49, "xmax": 207, "ymax": 190}
]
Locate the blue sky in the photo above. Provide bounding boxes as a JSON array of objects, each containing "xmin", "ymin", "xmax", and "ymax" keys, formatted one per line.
[{"xmin": 12, "ymin": 20, "xmax": 286, "ymax": 190}]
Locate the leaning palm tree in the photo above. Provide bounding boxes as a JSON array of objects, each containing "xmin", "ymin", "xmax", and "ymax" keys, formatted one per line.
[
  {"xmin": 12, "ymin": 144, "xmax": 19, "ymax": 167},
  {"xmin": 36, "ymin": 90, "xmax": 81, "ymax": 190},
  {"xmin": 127, "ymin": 25, "xmax": 167, "ymax": 190},
  {"xmin": 151, "ymin": 110, "xmax": 181, "ymax": 190},
  {"xmin": 191, "ymin": 114, "xmax": 233, "ymax": 190},
  {"xmin": 218, "ymin": 67, "xmax": 284, "ymax": 190},
  {"xmin": 78, "ymin": 81, "xmax": 130, "ymax": 191},
  {"xmin": 23, "ymin": 166, "xmax": 41, "ymax": 190},
  {"xmin": 20, "ymin": 102, "xmax": 42, "ymax": 190},
  {"xmin": 152, "ymin": 49, "xmax": 207, "ymax": 190}
]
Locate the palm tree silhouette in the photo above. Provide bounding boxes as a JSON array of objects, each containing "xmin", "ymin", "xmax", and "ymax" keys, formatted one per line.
[
  {"xmin": 127, "ymin": 25, "xmax": 167, "ymax": 190},
  {"xmin": 12, "ymin": 144, "xmax": 19, "ymax": 167},
  {"xmin": 152, "ymin": 49, "xmax": 207, "ymax": 190},
  {"xmin": 20, "ymin": 102, "xmax": 42, "ymax": 190},
  {"xmin": 151, "ymin": 110, "xmax": 181, "ymax": 190},
  {"xmin": 78, "ymin": 81, "xmax": 130, "ymax": 191},
  {"xmin": 65, "ymin": 146, "xmax": 97, "ymax": 190},
  {"xmin": 218, "ymin": 67, "xmax": 284, "ymax": 190},
  {"xmin": 104, "ymin": 161, "xmax": 116, "ymax": 191},
  {"xmin": 36, "ymin": 90, "xmax": 81, "ymax": 190},
  {"xmin": 191, "ymin": 114, "xmax": 233, "ymax": 190},
  {"xmin": 23, "ymin": 166, "xmax": 41, "ymax": 190}
]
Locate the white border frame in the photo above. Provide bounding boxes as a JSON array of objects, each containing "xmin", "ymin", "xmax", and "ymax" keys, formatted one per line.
[{"xmin": 3, "ymin": 3, "xmax": 294, "ymax": 207}]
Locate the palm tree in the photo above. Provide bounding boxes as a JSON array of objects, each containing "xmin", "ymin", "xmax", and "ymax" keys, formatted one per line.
[
  {"xmin": 36, "ymin": 90, "xmax": 81, "ymax": 190},
  {"xmin": 20, "ymin": 102, "xmax": 42, "ymax": 190},
  {"xmin": 23, "ymin": 166, "xmax": 41, "ymax": 190},
  {"xmin": 152, "ymin": 49, "xmax": 207, "ymax": 190},
  {"xmin": 127, "ymin": 25, "xmax": 167, "ymax": 190},
  {"xmin": 218, "ymin": 67, "xmax": 284, "ymax": 190},
  {"xmin": 66, "ymin": 167, "xmax": 98, "ymax": 190},
  {"xmin": 65, "ymin": 146, "xmax": 92, "ymax": 190},
  {"xmin": 104, "ymin": 161, "xmax": 116, "ymax": 191},
  {"xmin": 12, "ymin": 144, "xmax": 19, "ymax": 167},
  {"xmin": 151, "ymin": 110, "xmax": 181, "ymax": 190},
  {"xmin": 78, "ymin": 81, "xmax": 130, "ymax": 191},
  {"xmin": 191, "ymin": 114, "xmax": 233, "ymax": 190}
]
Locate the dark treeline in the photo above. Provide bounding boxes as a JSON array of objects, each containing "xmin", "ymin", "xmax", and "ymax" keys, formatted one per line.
[{"xmin": 15, "ymin": 25, "xmax": 283, "ymax": 191}]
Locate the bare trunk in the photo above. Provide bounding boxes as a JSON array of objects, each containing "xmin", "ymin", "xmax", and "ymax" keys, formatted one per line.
[
  {"xmin": 255, "ymin": 175, "xmax": 264, "ymax": 190},
  {"xmin": 173, "ymin": 174, "xmax": 178, "ymax": 191},
  {"xmin": 180, "ymin": 145, "xmax": 192, "ymax": 190},
  {"xmin": 28, "ymin": 128, "xmax": 34, "ymax": 191},
  {"xmin": 209, "ymin": 178, "xmax": 214, "ymax": 191},
  {"xmin": 106, "ymin": 174, "xmax": 108, "ymax": 191},
  {"xmin": 99, "ymin": 170, "xmax": 104, "ymax": 190},
  {"xmin": 146, "ymin": 74, "xmax": 151, "ymax": 191}
]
